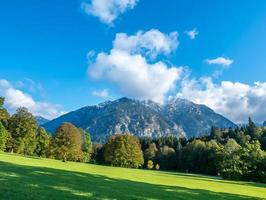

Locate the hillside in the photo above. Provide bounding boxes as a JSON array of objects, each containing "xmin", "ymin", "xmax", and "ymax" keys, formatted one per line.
[
  {"xmin": 164, "ymin": 98, "xmax": 236, "ymax": 137},
  {"xmin": 35, "ymin": 116, "xmax": 50, "ymax": 126},
  {"xmin": 43, "ymin": 97, "xmax": 236, "ymax": 142},
  {"xmin": 0, "ymin": 153, "xmax": 265, "ymax": 200}
]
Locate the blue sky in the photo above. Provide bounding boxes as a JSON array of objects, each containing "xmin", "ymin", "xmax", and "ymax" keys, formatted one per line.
[{"xmin": 0, "ymin": 0, "xmax": 266, "ymax": 123}]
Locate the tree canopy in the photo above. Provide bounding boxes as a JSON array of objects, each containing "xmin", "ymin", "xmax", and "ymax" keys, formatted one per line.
[
  {"xmin": 8, "ymin": 107, "xmax": 37, "ymax": 155},
  {"xmin": 104, "ymin": 134, "xmax": 144, "ymax": 168},
  {"xmin": 54, "ymin": 123, "xmax": 84, "ymax": 162},
  {"xmin": 0, "ymin": 97, "xmax": 10, "ymax": 128},
  {"xmin": 0, "ymin": 122, "xmax": 10, "ymax": 151},
  {"xmin": 80, "ymin": 128, "xmax": 93, "ymax": 162},
  {"xmin": 35, "ymin": 127, "xmax": 50, "ymax": 157}
]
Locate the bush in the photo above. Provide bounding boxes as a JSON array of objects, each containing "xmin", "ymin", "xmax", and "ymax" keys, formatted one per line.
[{"xmin": 147, "ymin": 160, "xmax": 154, "ymax": 170}]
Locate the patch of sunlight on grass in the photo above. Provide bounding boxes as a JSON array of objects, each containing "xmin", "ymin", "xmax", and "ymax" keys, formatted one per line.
[
  {"xmin": 164, "ymin": 188, "xmax": 175, "ymax": 192},
  {"xmin": 0, "ymin": 172, "xmax": 20, "ymax": 178},
  {"xmin": 104, "ymin": 178, "xmax": 115, "ymax": 182},
  {"xmin": 27, "ymin": 184, "xmax": 39, "ymax": 188},
  {"xmin": 32, "ymin": 171, "xmax": 54, "ymax": 175},
  {"xmin": 166, "ymin": 187, "xmax": 199, "ymax": 195},
  {"xmin": 52, "ymin": 186, "xmax": 93, "ymax": 197},
  {"xmin": 74, "ymin": 174, "xmax": 87, "ymax": 178},
  {"xmin": 100, "ymin": 198, "xmax": 117, "ymax": 200},
  {"xmin": 145, "ymin": 198, "xmax": 159, "ymax": 200}
]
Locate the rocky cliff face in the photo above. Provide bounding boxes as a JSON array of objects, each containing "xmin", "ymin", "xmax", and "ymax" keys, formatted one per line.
[
  {"xmin": 163, "ymin": 98, "xmax": 236, "ymax": 138},
  {"xmin": 43, "ymin": 97, "xmax": 236, "ymax": 142}
]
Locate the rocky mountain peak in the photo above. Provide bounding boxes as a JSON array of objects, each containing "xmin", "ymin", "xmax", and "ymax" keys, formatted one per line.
[{"xmin": 43, "ymin": 97, "xmax": 236, "ymax": 142}]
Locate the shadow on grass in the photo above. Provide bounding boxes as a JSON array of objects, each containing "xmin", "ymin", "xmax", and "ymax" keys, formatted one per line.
[{"xmin": 0, "ymin": 161, "xmax": 261, "ymax": 200}]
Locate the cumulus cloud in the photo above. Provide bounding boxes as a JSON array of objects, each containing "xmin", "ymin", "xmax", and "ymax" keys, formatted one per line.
[
  {"xmin": 184, "ymin": 28, "xmax": 199, "ymax": 40},
  {"xmin": 113, "ymin": 29, "xmax": 179, "ymax": 59},
  {"xmin": 176, "ymin": 77, "xmax": 266, "ymax": 123},
  {"xmin": 0, "ymin": 79, "xmax": 64, "ymax": 119},
  {"xmin": 88, "ymin": 29, "xmax": 182, "ymax": 103},
  {"xmin": 92, "ymin": 89, "xmax": 110, "ymax": 98},
  {"xmin": 81, "ymin": 0, "xmax": 139, "ymax": 25},
  {"xmin": 205, "ymin": 57, "xmax": 233, "ymax": 67}
]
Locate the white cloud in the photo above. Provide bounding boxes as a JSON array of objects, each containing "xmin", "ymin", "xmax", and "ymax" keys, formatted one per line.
[
  {"xmin": 81, "ymin": 0, "xmax": 139, "ymax": 25},
  {"xmin": 176, "ymin": 77, "xmax": 266, "ymax": 123},
  {"xmin": 88, "ymin": 29, "xmax": 182, "ymax": 103},
  {"xmin": 0, "ymin": 79, "xmax": 65, "ymax": 119},
  {"xmin": 113, "ymin": 29, "xmax": 179, "ymax": 59},
  {"xmin": 185, "ymin": 28, "xmax": 199, "ymax": 40},
  {"xmin": 205, "ymin": 57, "xmax": 233, "ymax": 67},
  {"xmin": 92, "ymin": 89, "xmax": 110, "ymax": 98}
]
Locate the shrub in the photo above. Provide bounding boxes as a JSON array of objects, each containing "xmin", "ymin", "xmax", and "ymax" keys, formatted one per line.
[{"xmin": 147, "ymin": 160, "xmax": 154, "ymax": 170}]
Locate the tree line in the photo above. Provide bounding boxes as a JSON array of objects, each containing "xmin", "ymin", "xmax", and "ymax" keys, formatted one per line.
[
  {"xmin": 0, "ymin": 97, "xmax": 265, "ymax": 183},
  {"xmin": 84, "ymin": 119, "xmax": 266, "ymax": 183},
  {"xmin": 0, "ymin": 97, "xmax": 93, "ymax": 162},
  {"xmin": 137, "ymin": 119, "xmax": 266, "ymax": 183}
]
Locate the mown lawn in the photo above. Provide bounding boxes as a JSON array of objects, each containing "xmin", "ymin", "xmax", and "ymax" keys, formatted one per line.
[{"xmin": 0, "ymin": 153, "xmax": 265, "ymax": 200}]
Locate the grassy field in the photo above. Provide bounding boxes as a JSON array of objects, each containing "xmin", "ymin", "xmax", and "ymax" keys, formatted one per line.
[{"xmin": 0, "ymin": 153, "xmax": 265, "ymax": 200}]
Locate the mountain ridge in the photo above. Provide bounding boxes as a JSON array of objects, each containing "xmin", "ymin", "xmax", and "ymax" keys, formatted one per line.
[
  {"xmin": 43, "ymin": 97, "xmax": 236, "ymax": 142},
  {"xmin": 35, "ymin": 116, "xmax": 50, "ymax": 126}
]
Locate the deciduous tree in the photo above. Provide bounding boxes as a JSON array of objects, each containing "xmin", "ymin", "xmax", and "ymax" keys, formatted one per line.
[
  {"xmin": 80, "ymin": 128, "xmax": 93, "ymax": 162},
  {"xmin": 0, "ymin": 97, "xmax": 10, "ymax": 128},
  {"xmin": 8, "ymin": 107, "xmax": 37, "ymax": 155},
  {"xmin": 144, "ymin": 143, "xmax": 158, "ymax": 161},
  {"xmin": 0, "ymin": 122, "xmax": 10, "ymax": 151},
  {"xmin": 54, "ymin": 123, "xmax": 84, "ymax": 162},
  {"xmin": 35, "ymin": 127, "xmax": 50, "ymax": 157},
  {"xmin": 104, "ymin": 134, "xmax": 144, "ymax": 168},
  {"xmin": 217, "ymin": 139, "xmax": 245, "ymax": 180}
]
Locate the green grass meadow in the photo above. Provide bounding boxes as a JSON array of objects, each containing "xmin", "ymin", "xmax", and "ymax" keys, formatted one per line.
[{"xmin": 0, "ymin": 153, "xmax": 265, "ymax": 200}]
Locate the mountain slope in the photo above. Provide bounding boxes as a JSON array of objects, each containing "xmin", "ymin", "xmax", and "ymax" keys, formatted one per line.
[
  {"xmin": 164, "ymin": 99, "xmax": 236, "ymax": 138},
  {"xmin": 35, "ymin": 116, "xmax": 50, "ymax": 126},
  {"xmin": 43, "ymin": 97, "xmax": 236, "ymax": 142},
  {"xmin": 44, "ymin": 98, "xmax": 185, "ymax": 142}
]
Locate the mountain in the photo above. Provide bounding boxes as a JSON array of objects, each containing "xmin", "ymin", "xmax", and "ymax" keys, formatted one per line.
[
  {"xmin": 43, "ymin": 98, "xmax": 185, "ymax": 142},
  {"xmin": 163, "ymin": 98, "xmax": 236, "ymax": 137},
  {"xmin": 43, "ymin": 97, "xmax": 236, "ymax": 142},
  {"xmin": 263, "ymin": 121, "xmax": 266, "ymax": 127},
  {"xmin": 35, "ymin": 116, "xmax": 50, "ymax": 126}
]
